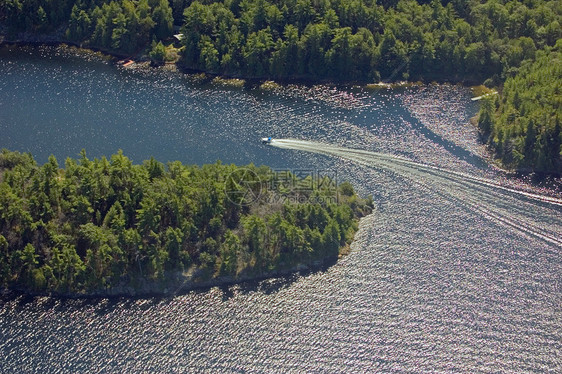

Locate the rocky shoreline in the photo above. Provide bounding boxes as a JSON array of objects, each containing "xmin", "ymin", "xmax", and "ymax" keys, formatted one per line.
[{"xmin": 0, "ymin": 26, "xmax": 136, "ymax": 60}]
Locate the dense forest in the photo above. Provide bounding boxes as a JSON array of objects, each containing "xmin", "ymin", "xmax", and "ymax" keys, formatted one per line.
[
  {"xmin": 478, "ymin": 42, "xmax": 561, "ymax": 175},
  {"xmin": 0, "ymin": 0, "xmax": 559, "ymax": 82},
  {"xmin": 0, "ymin": 149, "xmax": 371, "ymax": 294},
  {"xmin": 177, "ymin": 0, "xmax": 562, "ymax": 83}
]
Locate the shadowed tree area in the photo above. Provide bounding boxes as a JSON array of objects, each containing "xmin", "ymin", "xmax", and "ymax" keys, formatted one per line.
[{"xmin": 478, "ymin": 42, "xmax": 562, "ymax": 176}]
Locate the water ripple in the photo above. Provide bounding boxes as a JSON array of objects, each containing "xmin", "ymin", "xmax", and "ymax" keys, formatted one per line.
[{"xmin": 0, "ymin": 45, "xmax": 560, "ymax": 373}]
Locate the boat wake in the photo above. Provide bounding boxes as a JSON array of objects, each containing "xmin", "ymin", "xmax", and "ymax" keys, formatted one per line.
[{"xmin": 272, "ymin": 139, "xmax": 562, "ymax": 247}]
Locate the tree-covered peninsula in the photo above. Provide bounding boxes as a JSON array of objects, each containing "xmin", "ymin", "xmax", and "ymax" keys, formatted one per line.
[{"xmin": 0, "ymin": 149, "xmax": 372, "ymax": 295}]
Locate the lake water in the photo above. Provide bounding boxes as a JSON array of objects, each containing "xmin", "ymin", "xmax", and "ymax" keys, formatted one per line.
[{"xmin": 1, "ymin": 45, "xmax": 561, "ymax": 373}]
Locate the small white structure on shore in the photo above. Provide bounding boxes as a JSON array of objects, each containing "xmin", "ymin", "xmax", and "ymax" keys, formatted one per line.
[{"xmin": 471, "ymin": 92, "xmax": 498, "ymax": 101}]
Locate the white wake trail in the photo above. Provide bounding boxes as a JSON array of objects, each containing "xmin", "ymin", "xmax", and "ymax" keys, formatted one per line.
[
  {"xmin": 273, "ymin": 139, "xmax": 562, "ymax": 207},
  {"xmin": 271, "ymin": 139, "xmax": 562, "ymax": 247}
]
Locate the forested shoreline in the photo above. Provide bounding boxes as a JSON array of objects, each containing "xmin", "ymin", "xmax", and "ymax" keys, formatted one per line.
[
  {"xmin": 0, "ymin": 149, "xmax": 371, "ymax": 296},
  {"xmin": 477, "ymin": 43, "xmax": 561, "ymax": 175},
  {"xmin": 0, "ymin": 0, "xmax": 559, "ymax": 83}
]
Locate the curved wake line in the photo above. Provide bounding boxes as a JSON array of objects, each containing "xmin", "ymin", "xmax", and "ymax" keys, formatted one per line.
[
  {"xmin": 271, "ymin": 139, "xmax": 562, "ymax": 247},
  {"xmin": 351, "ymin": 151, "xmax": 562, "ymax": 247},
  {"xmin": 272, "ymin": 139, "xmax": 562, "ymax": 207}
]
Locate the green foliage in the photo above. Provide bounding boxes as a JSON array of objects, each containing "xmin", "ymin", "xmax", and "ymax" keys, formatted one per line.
[
  {"xmin": 478, "ymin": 44, "xmax": 562, "ymax": 175},
  {"xmin": 2, "ymin": 0, "xmax": 561, "ymax": 85},
  {"xmin": 173, "ymin": 0, "xmax": 562, "ymax": 82},
  {"xmin": 0, "ymin": 149, "xmax": 371, "ymax": 293},
  {"xmin": 148, "ymin": 40, "xmax": 167, "ymax": 64},
  {"xmin": 61, "ymin": 0, "xmax": 167, "ymax": 54},
  {"xmin": 152, "ymin": 0, "xmax": 174, "ymax": 40},
  {"xmin": 478, "ymin": 97, "xmax": 495, "ymax": 137}
]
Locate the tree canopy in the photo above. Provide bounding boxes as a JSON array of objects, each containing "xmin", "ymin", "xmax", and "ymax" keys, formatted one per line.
[
  {"xmin": 1, "ymin": 0, "xmax": 560, "ymax": 83},
  {"xmin": 175, "ymin": 0, "xmax": 562, "ymax": 82},
  {"xmin": 0, "ymin": 149, "xmax": 371, "ymax": 294},
  {"xmin": 478, "ymin": 42, "xmax": 562, "ymax": 175}
]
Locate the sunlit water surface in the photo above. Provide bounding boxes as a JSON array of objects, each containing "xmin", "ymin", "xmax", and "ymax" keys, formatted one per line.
[{"xmin": 0, "ymin": 45, "xmax": 561, "ymax": 373}]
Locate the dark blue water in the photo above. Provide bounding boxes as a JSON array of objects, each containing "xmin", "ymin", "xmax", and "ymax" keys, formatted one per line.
[
  {"xmin": 0, "ymin": 45, "xmax": 484, "ymax": 171},
  {"xmin": 0, "ymin": 45, "xmax": 561, "ymax": 373}
]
